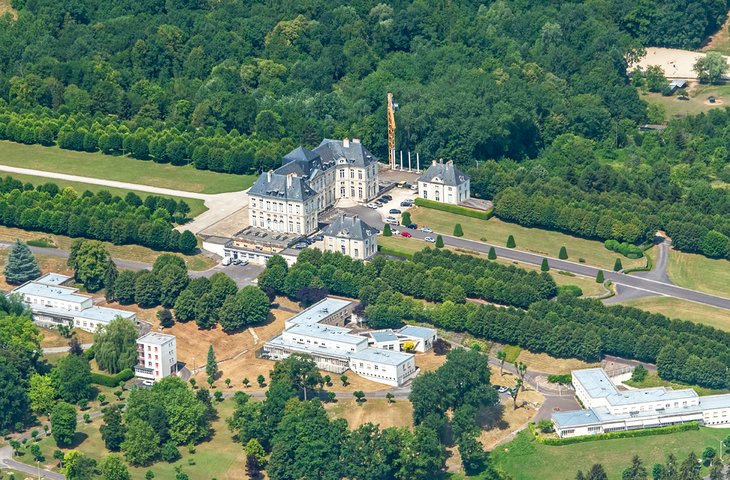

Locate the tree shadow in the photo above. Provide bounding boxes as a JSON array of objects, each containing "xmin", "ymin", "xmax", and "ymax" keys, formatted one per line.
[
  {"xmin": 67, "ymin": 432, "xmax": 89, "ymax": 449},
  {"xmin": 476, "ymin": 404, "xmax": 509, "ymax": 431}
]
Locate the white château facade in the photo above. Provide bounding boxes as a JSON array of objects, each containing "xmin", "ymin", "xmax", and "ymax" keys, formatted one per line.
[
  {"xmin": 418, "ymin": 159, "xmax": 470, "ymax": 205},
  {"xmin": 248, "ymin": 139, "xmax": 379, "ymax": 236}
]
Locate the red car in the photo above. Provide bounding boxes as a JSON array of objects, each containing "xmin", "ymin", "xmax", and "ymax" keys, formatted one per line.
[{"xmin": 400, "ymin": 231, "xmax": 412, "ymax": 238}]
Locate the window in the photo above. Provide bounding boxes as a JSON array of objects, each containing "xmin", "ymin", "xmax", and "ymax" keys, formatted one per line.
[
  {"xmin": 350, "ymin": 170, "xmax": 354, "ymax": 179},
  {"xmin": 339, "ymin": 170, "xmax": 344, "ymax": 178},
  {"xmin": 340, "ymin": 187, "xmax": 345, "ymax": 196},
  {"xmin": 350, "ymin": 187, "xmax": 355, "ymax": 197},
  {"xmin": 354, "ymin": 248, "xmax": 359, "ymax": 257},
  {"xmin": 358, "ymin": 187, "xmax": 363, "ymax": 198},
  {"xmin": 358, "ymin": 171, "xmax": 362, "ymax": 180}
]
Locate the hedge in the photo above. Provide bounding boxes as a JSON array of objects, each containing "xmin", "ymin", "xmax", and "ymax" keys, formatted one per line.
[
  {"xmin": 378, "ymin": 244, "xmax": 415, "ymax": 259},
  {"xmin": 528, "ymin": 421, "xmax": 700, "ymax": 446},
  {"xmin": 604, "ymin": 239, "xmax": 644, "ymax": 259},
  {"xmin": 414, "ymin": 198, "xmax": 493, "ymax": 220},
  {"xmin": 90, "ymin": 368, "xmax": 135, "ymax": 387},
  {"xmin": 622, "ymin": 244, "xmax": 655, "ymax": 274}
]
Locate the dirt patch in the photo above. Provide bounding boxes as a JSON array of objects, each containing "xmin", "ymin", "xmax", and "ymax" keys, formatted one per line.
[
  {"xmin": 325, "ymin": 398, "xmax": 413, "ymax": 429},
  {"xmin": 514, "ymin": 350, "xmax": 598, "ymax": 375},
  {"xmin": 415, "ymin": 350, "xmax": 449, "ymax": 373},
  {"xmin": 39, "ymin": 327, "xmax": 94, "ymax": 348},
  {"xmin": 632, "ymin": 47, "xmax": 723, "ymax": 79}
]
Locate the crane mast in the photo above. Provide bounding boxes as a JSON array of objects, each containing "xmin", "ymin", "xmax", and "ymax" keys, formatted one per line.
[{"xmin": 387, "ymin": 92, "xmax": 396, "ymax": 169}]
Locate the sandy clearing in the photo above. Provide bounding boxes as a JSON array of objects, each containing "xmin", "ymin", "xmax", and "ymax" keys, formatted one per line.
[{"xmin": 632, "ymin": 47, "xmax": 730, "ymax": 80}]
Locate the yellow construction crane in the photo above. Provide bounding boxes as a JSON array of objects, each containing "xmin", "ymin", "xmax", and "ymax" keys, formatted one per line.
[{"xmin": 387, "ymin": 92, "xmax": 397, "ymax": 169}]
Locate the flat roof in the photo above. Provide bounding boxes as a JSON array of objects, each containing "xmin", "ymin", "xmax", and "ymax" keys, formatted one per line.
[
  {"xmin": 350, "ymin": 348, "xmax": 414, "ymax": 366},
  {"xmin": 553, "ymin": 409, "xmax": 602, "ymax": 428},
  {"xmin": 35, "ymin": 273, "xmax": 72, "ymax": 286},
  {"xmin": 232, "ymin": 226, "xmax": 301, "ymax": 248},
  {"xmin": 137, "ymin": 332, "xmax": 175, "ymax": 345},
  {"xmin": 398, "ymin": 325, "xmax": 436, "ymax": 339},
  {"xmin": 75, "ymin": 306, "xmax": 136, "ymax": 323},
  {"xmin": 285, "ymin": 324, "xmax": 366, "ymax": 346},
  {"xmin": 13, "ymin": 282, "xmax": 90, "ymax": 304},
  {"xmin": 370, "ymin": 330, "xmax": 399, "ymax": 343},
  {"xmin": 287, "ymin": 297, "xmax": 353, "ymax": 326},
  {"xmin": 573, "ymin": 368, "xmax": 697, "ymax": 406},
  {"xmin": 265, "ymin": 334, "xmax": 351, "ymax": 361}
]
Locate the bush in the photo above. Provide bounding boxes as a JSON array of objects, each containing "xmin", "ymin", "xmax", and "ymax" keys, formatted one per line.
[
  {"xmin": 604, "ymin": 239, "xmax": 644, "ymax": 259},
  {"xmin": 90, "ymin": 369, "xmax": 134, "ymax": 388},
  {"xmin": 161, "ymin": 441, "xmax": 181, "ymax": 462},
  {"xmin": 453, "ymin": 224, "xmax": 463, "ymax": 237},
  {"xmin": 529, "ymin": 421, "xmax": 699, "ymax": 446},
  {"xmin": 557, "ymin": 285, "xmax": 583, "ymax": 298},
  {"xmin": 414, "ymin": 198, "xmax": 493, "ymax": 219},
  {"xmin": 506, "ymin": 235, "xmax": 516, "ymax": 248},
  {"xmin": 613, "ymin": 258, "xmax": 623, "ymax": 271},
  {"xmin": 631, "ymin": 365, "xmax": 648, "ymax": 382},
  {"xmin": 558, "ymin": 246, "xmax": 568, "ymax": 259},
  {"xmin": 547, "ymin": 374, "xmax": 572, "ymax": 385},
  {"xmin": 383, "ymin": 224, "xmax": 392, "ymax": 237}
]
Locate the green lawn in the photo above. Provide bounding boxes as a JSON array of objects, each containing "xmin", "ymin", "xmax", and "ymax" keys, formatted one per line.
[
  {"xmin": 3, "ymin": 171, "xmax": 207, "ymax": 217},
  {"xmin": 666, "ymin": 249, "xmax": 730, "ymax": 298},
  {"xmin": 624, "ymin": 373, "xmax": 728, "ymax": 397},
  {"xmin": 0, "ymin": 141, "xmax": 254, "ymax": 194},
  {"xmin": 641, "ymin": 84, "xmax": 730, "ymax": 120},
  {"xmin": 502, "ymin": 346, "xmax": 522, "ymax": 363},
  {"xmin": 620, "ymin": 296, "xmax": 730, "ymax": 331},
  {"xmin": 492, "ymin": 427, "xmax": 730, "ymax": 480},
  {"xmin": 408, "ymin": 207, "xmax": 645, "ymax": 271},
  {"xmin": 10, "ymin": 398, "xmax": 246, "ymax": 480}
]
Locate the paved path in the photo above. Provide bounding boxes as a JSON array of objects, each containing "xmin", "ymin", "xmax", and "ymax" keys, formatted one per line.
[
  {"xmin": 342, "ymin": 205, "xmax": 730, "ymax": 311},
  {"xmin": 42, "ymin": 343, "xmax": 92, "ymax": 354},
  {"xmin": 605, "ymin": 236, "xmax": 674, "ymax": 304},
  {"xmin": 0, "ymin": 165, "xmax": 248, "ymax": 235},
  {"xmin": 0, "ymin": 445, "xmax": 65, "ymax": 480}
]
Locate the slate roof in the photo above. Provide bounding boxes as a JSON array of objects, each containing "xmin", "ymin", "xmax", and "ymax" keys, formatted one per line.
[
  {"xmin": 323, "ymin": 215, "xmax": 377, "ymax": 241},
  {"xmin": 248, "ymin": 171, "xmax": 317, "ymax": 201},
  {"xmin": 278, "ymin": 146, "xmax": 331, "ymax": 178},
  {"xmin": 419, "ymin": 160, "xmax": 469, "ymax": 186},
  {"xmin": 314, "ymin": 139, "xmax": 378, "ymax": 168}
]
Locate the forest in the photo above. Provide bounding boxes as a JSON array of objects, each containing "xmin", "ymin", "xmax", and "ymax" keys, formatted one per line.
[{"xmin": 1, "ymin": 0, "xmax": 729, "ymax": 258}]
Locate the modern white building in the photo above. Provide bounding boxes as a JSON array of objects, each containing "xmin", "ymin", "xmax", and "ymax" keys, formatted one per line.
[
  {"xmin": 248, "ymin": 138, "xmax": 379, "ymax": 237},
  {"xmin": 553, "ymin": 368, "xmax": 730, "ymax": 438},
  {"xmin": 12, "ymin": 274, "xmax": 136, "ymax": 333},
  {"xmin": 263, "ymin": 296, "xmax": 423, "ymax": 386},
  {"xmin": 321, "ymin": 214, "xmax": 378, "ymax": 260},
  {"xmin": 135, "ymin": 332, "xmax": 177, "ymax": 382},
  {"xmin": 418, "ymin": 159, "xmax": 470, "ymax": 205},
  {"xmin": 364, "ymin": 325, "xmax": 437, "ymax": 353}
]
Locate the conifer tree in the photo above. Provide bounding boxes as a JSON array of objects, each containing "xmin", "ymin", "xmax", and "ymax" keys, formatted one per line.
[
  {"xmin": 541, "ymin": 258, "xmax": 549, "ymax": 272},
  {"xmin": 559, "ymin": 246, "xmax": 568, "ymax": 259},
  {"xmin": 4, "ymin": 240, "xmax": 41, "ymax": 285},
  {"xmin": 488, "ymin": 247, "xmax": 497, "ymax": 260},
  {"xmin": 596, "ymin": 270, "xmax": 605, "ymax": 283},
  {"xmin": 383, "ymin": 224, "xmax": 392, "ymax": 237},
  {"xmin": 435, "ymin": 235, "xmax": 444, "ymax": 248},
  {"xmin": 506, "ymin": 235, "xmax": 516, "ymax": 248},
  {"xmin": 453, "ymin": 224, "xmax": 463, "ymax": 237},
  {"xmin": 206, "ymin": 345, "xmax": 218, "ymax": 378},
  {"xmin": 613, "ymin": 258, "xmax": 623, "ymax": 271}
]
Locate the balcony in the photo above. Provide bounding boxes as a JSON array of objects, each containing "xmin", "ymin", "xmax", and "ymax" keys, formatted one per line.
[{"xmin": 134, "ymin": 365, "xmax": 155, "ymax": 379}]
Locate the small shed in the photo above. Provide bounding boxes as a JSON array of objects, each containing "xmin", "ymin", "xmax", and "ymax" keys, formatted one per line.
[
  {"xmin": 668, "ymin": 79, "xmax": 688, "ymax": 90},
  {"xmin": 709, "ymin": 96, "xmax": 717, "ymax": 104}
]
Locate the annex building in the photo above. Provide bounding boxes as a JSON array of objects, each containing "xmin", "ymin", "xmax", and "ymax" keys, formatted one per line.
[
  {"xmin": 553, "ymin": 368, "xmax": 730, "ymax": 438},
  {"xmin": 263, "ymin": 297, "xmax": 436, "ymax": 386},
  {"xmin": 418, "ymin": 159, "xmax": 470, "ymax": 205},
  {"xmin": 13, "ymin": 273, "xmax": 137, "ymax": 333},
  {"xmin": 320, "ymin": 214, "xmax": 378, "ymax": 260}
]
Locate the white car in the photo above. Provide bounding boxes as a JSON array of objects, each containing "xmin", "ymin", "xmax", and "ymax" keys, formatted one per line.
[
  {"xmin": 367, "ymin": 203, "xmax": 378, "ymax": 209},
  {"xmin": 410, "ymin": 184, "xmax": 418, "ymax": 190},
  {"xmin": 498, "ymin": 386, "xmax": 508, "ymax": 394},
  {"xmin": 221, "ymin": 257, "xmax": 232, "ymax": 266},
  {"xmin": 424, "ymin": 236, "xmax": 436, "ymax": 243},
  {"xmin": 420, "ymin": 227, "xmax": 433, "ymax": 233},
  {"xmin": 142, "ymin": 379, "xmax": 154, "ymax": 387},
  {"xmin": 391, "ymin": 229, "xmax": 400, "ymax": 235}
]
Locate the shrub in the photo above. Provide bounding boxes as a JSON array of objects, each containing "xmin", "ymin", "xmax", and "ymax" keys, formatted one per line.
[
  {"xmin": 90, "ymin": 369, "xmax": 134, "ymax": 388},
  {"xmin": 529, "ymin": 421, "xmax": 699, "ymax": 446},
  {"xmin": 631, "ymin": 365, "xmax": 648, "ymax": 382},
  {"xmin": 557, "ymin": 285, "xmax": 583, "ymax": 298},
  {"xmin": 595, "ymin": 270, "xmax": 604, "ymax": 283},
  {"xmin": 161, "ymin": 441, "xmax": 181, "ymax": 462},
  {"xmin": 604, "ymin": 239, "xmax": 643, "ymax": 259},
  {"xmin": 558, "ymin": 246, "xmax": 568, "ymax": 259},
  {"xmin": 506, "ymin": 235, "xmax": 516, "ymax": 248},
  {"xmin": 383, "ymin": 224, "xmax": 392, "ymax": 237},
  {"xmin": 488, "ymin": 247, "xmax": 496, "ymax": 260},
  {"xmin": 414, "ymin": 198, "xmax": 493, "ymax": 219},
  {"xmin": 613, "ymin": 258, "xmax": 623, "ymax": 271},
  {"xmin": 453, "ymin": 224, "xmax": 463, "ymax": 237},
  {"xmin": 540, "ymin": 258, "xmax": 549, "ymax": 272}
]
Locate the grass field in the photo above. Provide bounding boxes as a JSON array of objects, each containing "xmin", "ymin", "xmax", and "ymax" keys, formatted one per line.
[
  {"xmin": 665, "ymin": 250, "xmax": 729, "ymax": 298},
  {"xmin": 408, "ymin": 207, "xmax": 644, "ymax": 271},
  {"xmin": 10, "ymin": 398, "xmax": 248, "ymax": 480},
  {"xmin": 2, "ymin": 171, "xmax": 208, "ymax": 217},
  {"xmin": 325, "ymin": 399, "xmax": 413, "ymax": 430},
  {"xmin": 621, "ymin": 296, "xmax": 730, "ymax": 331},
  {"xmin": 624, "ymin": 372, "xmax": 728, "ymax": 397},
  {"xmin": 0, "ymin": 141, "xmax": 254, "ymax": 194},
  {"xmin": 642, "ymin": 84, "xmax": 730, "ymax": 120},
  {"xmin": 0, "ymin": 225, "xmax": 216, "ymax": 271},
  {"xmin": 492, "ymin": 427, "xmax": 730, "ymax": 480}
]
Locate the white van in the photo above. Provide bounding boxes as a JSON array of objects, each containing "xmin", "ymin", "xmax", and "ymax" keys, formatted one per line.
[{"xmin": 221, "ymin": 256, "xmax": 232, "ymax": 266}]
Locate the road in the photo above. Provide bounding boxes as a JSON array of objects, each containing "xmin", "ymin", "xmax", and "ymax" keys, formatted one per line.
[
  {"xmin": 0, "ymin": 445, "xmax": 65, "ymax": 480},
  {"xmin": 0, "ymin": 242, "xmax": 263, "ymax": 288},
  {"xmin": 341, "ymin": 205, "xmax": 730, "ymax": 311},
  {"xmin": 0, "ymin": 165, "xmax": 248, "ymax": 235}
]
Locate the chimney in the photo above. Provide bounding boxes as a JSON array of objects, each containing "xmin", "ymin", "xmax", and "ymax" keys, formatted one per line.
[
  {"xmin": 352, "ymin": 138, "xmax": 360, "ymax": 144},
  {"xmin": 287, "ymin": 173, "xmax": 293, "ymax": 187},
  {"xmin": 343, "ymin": 138, "xmax": 350, "ymax": 148},
  {"xmin": 439, "ymin": 158, "xmax": 443, "ymax": 164},
  {"xmin": 267, "ymin": 170, "xmax": 272, "ymax": 181},
  {"xmin": 432, "ymin": 160, "xmax": 437, "ymax": 166},
  {"xmin": 446, "ymin": 160, "xmax": 453, "ymax": 166}
]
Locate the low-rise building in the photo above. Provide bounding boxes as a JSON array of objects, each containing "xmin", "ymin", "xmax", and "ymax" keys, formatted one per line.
[
  {"xmin": 364, "ymin": 325, "xmax": 437, "ymax": 353},
  {"xmin": 418, "ymin": 159, "xmax": 470, "ymax": 205},
  {"xmin": 321, "ymin": 214, "xmax": 378, "ymax": 260},
  {"xmin": 552, "ymin": 368, "xmax": 730, "ymax": 438},
  {"xmin": 135, "ymin": 332, "xmax": 177, "ymax": 382},
  {"xmin": 12, "ymin": 274, "xmax": 136, "ymax": 332},
  {"xmin": 263, "ymin": 296, "xmax": 420, "ymax": 386}
]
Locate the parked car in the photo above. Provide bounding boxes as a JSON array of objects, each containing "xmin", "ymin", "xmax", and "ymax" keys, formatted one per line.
[
  {"xmin": 391, "ymin": 229, "xmax": 400, "ymax": 235},
  {"xmin": 400, "ymin": 201, "xmax": 413, "ymax": 207},
  {"xmin": 498, "ymin": 386, "xmax": 509, "ymax": 394},
  {"xmin": 378, "ymin": 197, "xmax": 390, "ymax": 203},
  {"xmin": 232, "ymin": 258, "xmax": 241, "ymax": 265},
  {"xmin": 406, "ymin": 223, "xmax": 417, "ymax": 229},
  {"xmin": 312, "ymin": 234, "xmax": 324, "ymax": 242},
  {"xmin": 239, "ymin": 260, "xmax": 249, "ymax": 267},
  {"xmin": 375, "ymin": 201, "xmax": 384, "ymax": 207},
  {"xmin": 424, "ymin": 236, "xmax": 435, "ymax": 243},
  {"xmin": 420, "ymin": 227, "xmax": 433, "ymax": 233},
  {"xmin": 389, "ymin": 208, "xmax": 402, "ymax": 214},
  {"xmin": 386, "ymin": 215, "xmax": 397, "ymax": 222},
  {"xmin": 221, "ymin": 257, "xmax": 232, "ymax": 266},
  {"xmin": 381, "ymin": 194, "xmax": 393, "ymax": 201},
  {"xmin": 294, "ymin": 242, "xmax": 308, "ymax": 249},
  {"xmin": 367, "ymin": 203, "xmax": 378, "ymax": 209},
  {"xmin": 142, "ymin": 379, "xmax": 154, "ymax": 387},
  {"xmin": 400, "ymin": 231, "xmax": 412, "ymax": 238},
  {"xmin": 410, "ymin": 184, "xmax": 418, "ymax": 190}
]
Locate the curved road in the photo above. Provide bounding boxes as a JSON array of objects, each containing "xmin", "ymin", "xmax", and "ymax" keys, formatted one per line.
[{"xmin": 343, "ymin": 206, "xmax": 730, "ymax": 311}]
